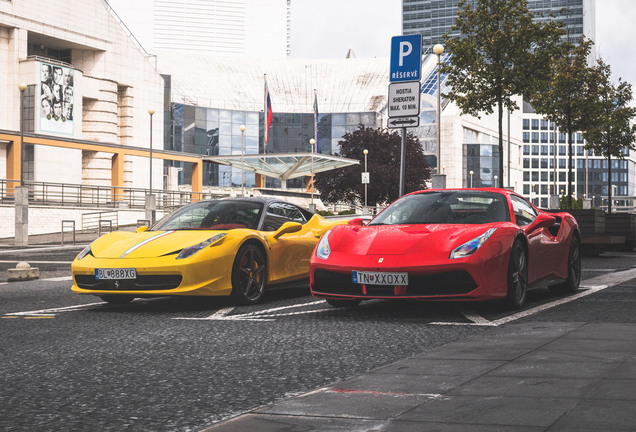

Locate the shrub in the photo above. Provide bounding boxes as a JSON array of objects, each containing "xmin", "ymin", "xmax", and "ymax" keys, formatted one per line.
[
  {"xmin": 337, "ymin": 209, "xmax": 357, "ymax": 215},
  {"xmin": 560, "ymin": 195, "xmax": 583, "ymax": 210}
]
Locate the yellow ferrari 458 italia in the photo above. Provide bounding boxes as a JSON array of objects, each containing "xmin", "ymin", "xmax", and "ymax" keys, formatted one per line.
[{"xmin": 71, "ymin": 197, "xmax": 344, "ymax": 305}]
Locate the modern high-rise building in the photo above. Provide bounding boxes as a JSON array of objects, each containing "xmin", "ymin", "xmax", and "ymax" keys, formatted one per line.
[
  {"xmin": 403, "ymin": 0, "xmax": 596, "ymax": 51},
  {"xmin": 404, "ymin": 0, "xmax": 634, "ymax": 212},
  {"xmin": 105, "ymin": 0, "xmax": 291, "ymax": 57}
]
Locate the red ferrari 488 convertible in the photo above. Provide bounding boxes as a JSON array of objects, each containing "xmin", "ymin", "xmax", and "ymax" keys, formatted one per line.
[{"xmin": 310, "ymin": 188, "xmax": 581, "ymax": 309}]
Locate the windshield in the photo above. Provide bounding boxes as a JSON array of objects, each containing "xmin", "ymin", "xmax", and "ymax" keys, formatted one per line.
[
  {"xmin": 369, "ymin": 191, "xmax": 509, "ymax": 226},
  {"xmin": 152, "ymin": 200, "xmax": 264, "ymax": 231}
]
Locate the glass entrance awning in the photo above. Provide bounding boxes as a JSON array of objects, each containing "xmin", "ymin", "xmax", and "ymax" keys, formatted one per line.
[{"xmin": 202, "ymin": 153, "xmax": 360, "ymax": 182}]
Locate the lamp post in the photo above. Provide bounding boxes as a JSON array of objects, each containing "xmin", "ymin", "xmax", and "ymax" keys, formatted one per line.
[
  {"xmin": 148, "ymin": 109, "xmax": 155, "ymax": 193},
  {"xmin": 363, "ymin": 149, "xmax": 369, "ymax": 209},
  {"xmin": 494, "ymin": 175, "xmax": 498, "ymax": 188},
  {"xmin": 240, "ymin": 125, "xmax": 246, "ymax": 197},
  {"xmin": 18, "ymin": 83, "xmax": 27, "ymax": 186},
  {"xmin": 433, "ymin": 44, "xmax": 444, "ymax": 174},
  {"xmin": 310, "ymin": 138, "xmax": 316, "ymax": 211},
  {"xmin": 469, "ymin": 170, "xmax": 474, "ymax": 188}
]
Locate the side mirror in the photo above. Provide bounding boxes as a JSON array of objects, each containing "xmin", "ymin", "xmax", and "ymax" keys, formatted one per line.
[
  {"xmin": 348, "ymin": 218, "xmax": 365, "ymax": 226},
  {"xmin": 136, "ymin": 226, "xmax": 149, "ymax": 233},
  {"xmin": 273, "ymin": 221, "xmax": 302, "ymax": 239},
  {"xmin": 527, "ymin": 213, "xmax": 556, "ymax": 232}
]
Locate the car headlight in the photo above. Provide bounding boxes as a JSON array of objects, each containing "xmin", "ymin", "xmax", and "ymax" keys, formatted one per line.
[
  {"xmin": 76, "ymin": 243, "xmax": 93, "ymax": 261},
  {"xmin": 315, "ymin": 229, "xmax": 332, "ymax": 260},
  {"xmin": 176, "ymin": 233, "xmax": 227, "ymax": 260},
  {"xmin": 450, "ymin": 228, "xmax": 497, "ymax": 259}
]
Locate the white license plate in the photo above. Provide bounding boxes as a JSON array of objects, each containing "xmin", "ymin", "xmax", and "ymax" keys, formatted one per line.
[
  {"xmin": 95, "ymin": 268, "xmax": 137, "ymax": 280},
  {"xmin": 352, "ymin": 270, "xmax": 408, "ymax": 285}
]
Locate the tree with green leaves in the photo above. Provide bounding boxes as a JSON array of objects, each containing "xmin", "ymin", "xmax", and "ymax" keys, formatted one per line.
[
  {"xmin": 529, "ymin": 37, "xmax": 598, "ymax": 208},
  {"xmin": 443, "ymin": 0, "xmax": 565, "ymax": 188},
  {"xmin": 314, "ymin": 126, "xmax": 430, "ymax": 207},
  {"xmin": 583, "ymin": 60, "xmax": 636, "ymax": 214}
]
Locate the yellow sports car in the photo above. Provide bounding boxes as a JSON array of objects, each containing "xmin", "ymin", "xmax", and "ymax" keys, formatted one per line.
[{"xmin": 71, "ymin": 197, "xmax": 344, "ymax": 305}]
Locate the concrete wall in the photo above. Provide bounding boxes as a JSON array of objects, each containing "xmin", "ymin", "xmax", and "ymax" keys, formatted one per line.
[{"xmin": 0, "ymin": 205, "xmax": 169, "ymax": 239}]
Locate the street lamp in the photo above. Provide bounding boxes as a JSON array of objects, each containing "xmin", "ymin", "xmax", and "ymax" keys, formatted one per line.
[
  {"xmin": 148, "ymin": 109, "xmax": 155, "ymax": 193},
  {"xmin": 310, "ymin": 138, "xmax": 316, "ymax": 211},
  {"xmin": 18, "ymin": 83, "xmax": 27, "ymax": 186},
  {"xmin": 494, "ymin": 175, "xmax": 498, "ymax": 188},
  {"xmin": 363, "ymin": 149, "xmax": 369, "ymax": 208},
  {"xmin": 433, "ymin": 44, "xmax": 444, "ymax": 174},
  {"xmin": 469, "ymin": 170, "xmax": 474, "ymax": 188},
  {"xmin": 240, "ymin": 125, "xmax": 246, "ymax": 197}
]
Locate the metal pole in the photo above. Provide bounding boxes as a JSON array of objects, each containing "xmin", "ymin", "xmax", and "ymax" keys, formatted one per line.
[
  {"xmin": 553, "ymin": 123, "xmax": 557, "ymax": 197},
  {"xmin": 310, "ymin": 138, "xmax": 315, "ymax": 208},
  {"xmin": 148, "ymin": 109, "xmax": 155, "ymax": 193},
  {"xmin": 364, "ymin": 151, "xmax": 368, "ymax": 207},
  {"xmin": 240, "ymin": 125, "xmax": 246, "ymax": 197},
  {"xmin": 436, "ymin": 53, "xmax": 441, "ymax": 173},
  {"xmin": 399, "ymin": 127, "xmax": 406, "ymax": 196},
  {"xmin": 433, "ymin": 44, "xmax": 444, "ymax": 174},
  {"xmin": 507, "ymin": 108, "xmax": 511, "ymax": 187}
]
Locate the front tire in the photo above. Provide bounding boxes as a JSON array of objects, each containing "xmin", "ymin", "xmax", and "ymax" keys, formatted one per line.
[
  {"xmin": 230, "ymin": 244, "xmax": 266, "ymax": 305},
  {"xmin": 550, "ymin": 235, "xmax": 581, "ymax": 294},
  {"xmin": 505, "ymin": 240, "xmax": 528, "ymax": 310}
]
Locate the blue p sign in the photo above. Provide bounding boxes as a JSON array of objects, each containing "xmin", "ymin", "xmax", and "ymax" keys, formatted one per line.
[{"xmin": 390, "ymin": 35, "xmax": 422, "ymax": 82}]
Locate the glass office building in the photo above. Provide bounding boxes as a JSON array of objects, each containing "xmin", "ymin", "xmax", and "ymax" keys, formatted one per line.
[
  {"xmin": 169, "ymin": 104, "xmax": 379, "ymax": 189},
  {"xmin": 403, "ymin": 0, "xmax": 595, "ymax": 49}
]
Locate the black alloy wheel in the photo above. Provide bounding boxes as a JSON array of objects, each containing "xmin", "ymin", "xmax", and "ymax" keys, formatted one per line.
[
  {"xmin": 230, "ymin": 244, "xmax": 266, "ymax": 305},
  {"xmin": 505, "ymin": 240, "xmax": 528, "ymax": 310},
  {"xmin": 550, "ymin": 235, "xmax": 581, "ymax": 294}
]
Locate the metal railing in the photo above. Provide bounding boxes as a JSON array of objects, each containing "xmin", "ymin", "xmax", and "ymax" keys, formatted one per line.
[
  {"xmin": 0, "ymin": 179, "xmax": 224, "ymax": 210},
  {"xmin": 82, "ymin": 210, "xmax": 118, "ymax": 233}
]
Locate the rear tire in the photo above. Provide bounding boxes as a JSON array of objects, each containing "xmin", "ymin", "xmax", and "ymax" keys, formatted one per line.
[
  {"xmin": 505, "ymin": 240, "xmax": 528, "ymax": 310},
  {"xmin": 230, "ymin": 244, "xmax": 266, "ymax": 305},
  {"xmin": 325, "ymin": 298, "xmax": 362, "ymax": 308},
  {"xmin": 99, "ymin": 294, "xmax": 134, "ymax": 304},
  {"xmin": 549, "ymin": 235, "xmax": 581, "ymax": 294}
]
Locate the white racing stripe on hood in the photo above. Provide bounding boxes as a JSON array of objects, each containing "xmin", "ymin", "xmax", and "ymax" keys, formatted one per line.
[{"xmin": 119, "ymin": 231, "xmax": 176, "ymax": 258}]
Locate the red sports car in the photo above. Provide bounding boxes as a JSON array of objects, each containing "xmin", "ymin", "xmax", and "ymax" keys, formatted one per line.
[{"xmin": 310, "ymin": 188, "xmax": 581, "ymax": 309}]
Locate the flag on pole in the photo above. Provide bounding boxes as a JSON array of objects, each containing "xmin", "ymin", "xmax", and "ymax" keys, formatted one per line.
[
  {"xmin": 313, "ymin": 89, "xmax": 320, "ymax": 153},
  {"xmin": 264, "ymin": 75, "xmax": 273, "ymax": 148}
]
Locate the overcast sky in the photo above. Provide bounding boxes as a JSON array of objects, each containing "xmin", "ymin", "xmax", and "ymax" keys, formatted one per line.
[{"xmin": 290, "ymin": 0, "xmax": 636, "ymax": 88}]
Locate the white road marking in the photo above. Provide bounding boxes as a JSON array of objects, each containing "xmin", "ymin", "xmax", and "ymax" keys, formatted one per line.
[
  {"xmin": 4, "ymin": 302, "xmax": 106, "ymax": 317},
  {"xmin": 431, "ymin": 267, "xmax": 636, "ymax": 327},
  {"xmin": 173, "ymin": 300, "xmax": 326, "ymax": 322},
  {"xmin": 42, "ymin": 276, "xmax": 73, "ymax": 281},
  {"xmin": 455, "ymin": 305, "xmax": 494, "ymax": 325},
  {"xmin": 4, "ymin": 268, "xmax": 635, "ymax": 324}
]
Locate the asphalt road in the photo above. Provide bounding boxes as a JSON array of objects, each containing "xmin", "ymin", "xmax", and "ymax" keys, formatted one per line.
[{"xmin": 0, "ymin": 245, "xmax": 634, "ymax": 431}]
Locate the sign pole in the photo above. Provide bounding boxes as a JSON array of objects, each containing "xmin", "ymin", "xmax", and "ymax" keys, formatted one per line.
[{"xmin": 399, "ymin": 127, "xmax": 406, "ymax": 196}]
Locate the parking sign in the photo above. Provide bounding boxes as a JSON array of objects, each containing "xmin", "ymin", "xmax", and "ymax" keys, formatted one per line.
[{"xmin": 390, "ymin": 35, "xmax": 422, "ymax": 82}]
